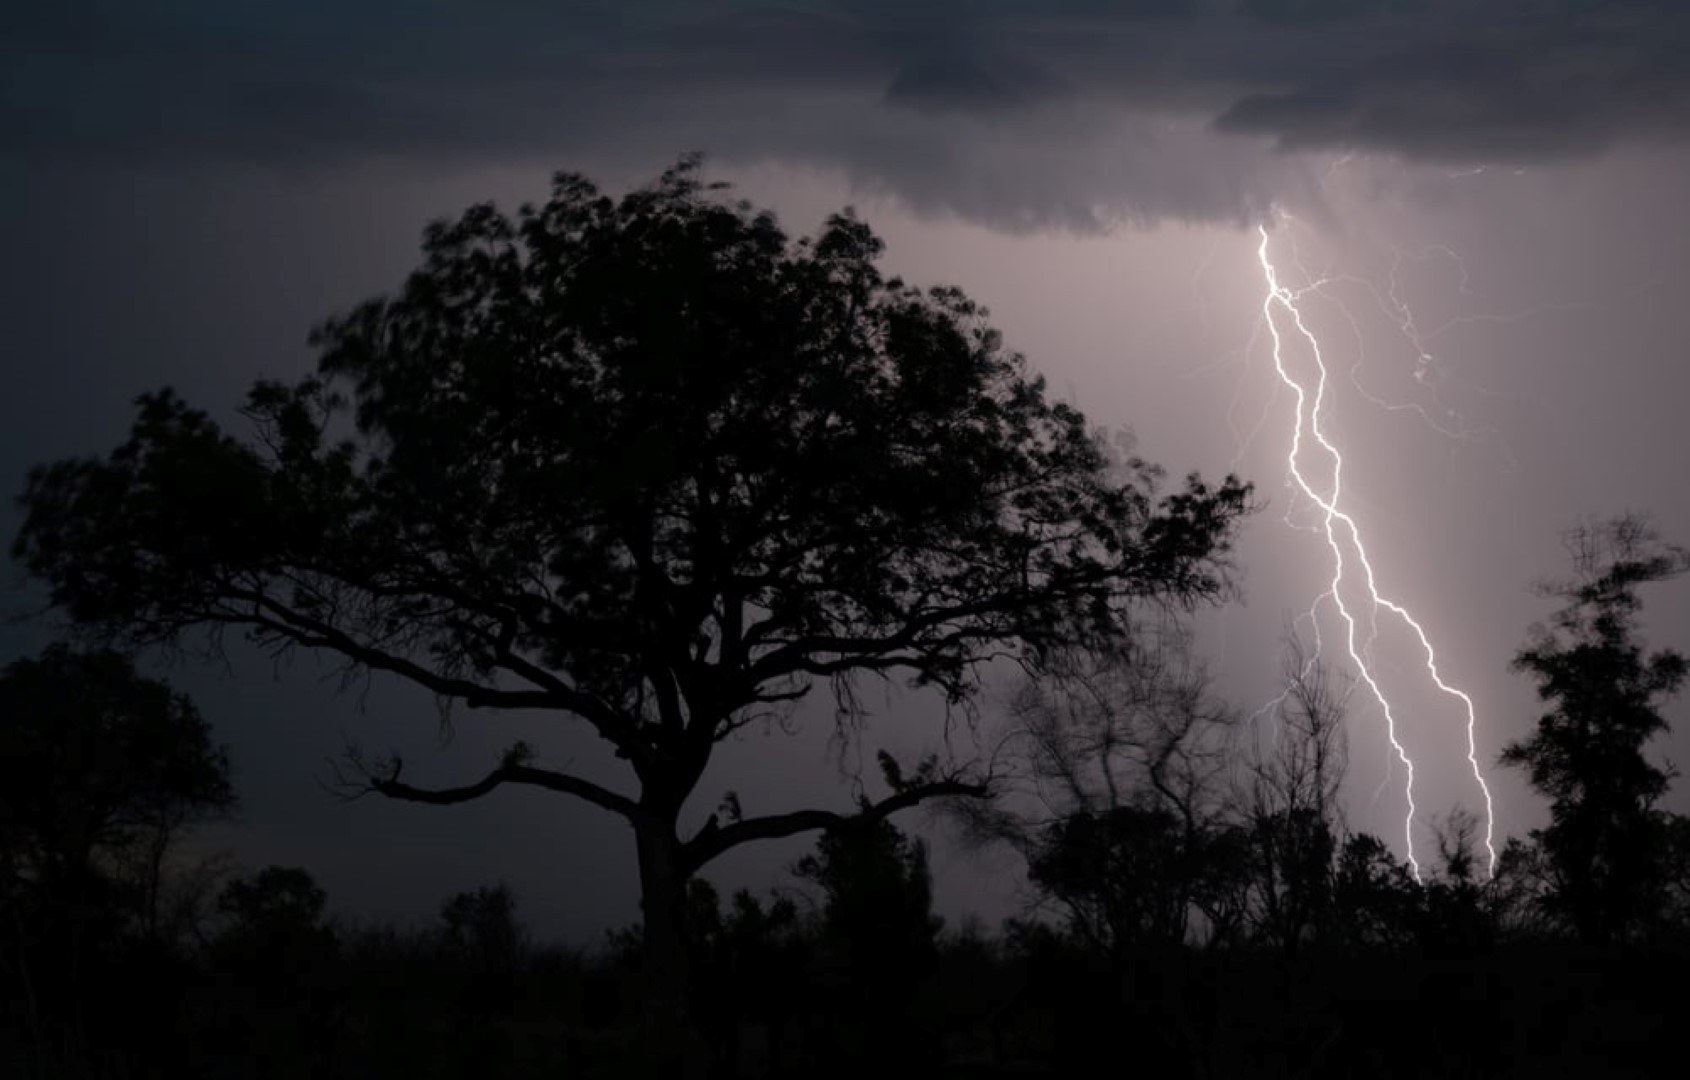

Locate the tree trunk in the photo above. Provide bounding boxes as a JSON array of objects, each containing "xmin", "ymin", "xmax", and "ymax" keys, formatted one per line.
[
  {"xmin": 634, "ymin": 816, "xmax": 709, "ymax": 1077},
  {"xmin": 143, "ymin": 819, "xmax": 170, "ymax": 943}
]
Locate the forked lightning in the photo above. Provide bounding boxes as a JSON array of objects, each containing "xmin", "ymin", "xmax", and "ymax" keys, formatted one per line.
[{"xmin": 1254, "ymin": 223, "xmax": 1497, "ymax": 879}]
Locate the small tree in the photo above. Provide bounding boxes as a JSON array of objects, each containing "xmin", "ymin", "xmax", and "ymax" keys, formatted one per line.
[
  {"xmin": 0, "ymin": 645, "xmax": 235, "ymax": 943},
  {"xmin": 680, "ymin": 881, "xmax": 807, "ymax": 1072},
  {"xmin": 1028, "ymin": 804, "xmax": 1202, "ymax": 955},
  {"xmin": 1239, "ymin": 644, "xmax": 1348, "ymax": 955},
  {"xmin": 1658, "ymin": 812, "xmax": 1690, "ymax": 934},
  {"xmin": 439, "ymin": 882, "xmax": 526, "ymax": 976},
  {"xmin": 796, "ymin": 813, "xmax": 941, "ymax": 966},
  {"xmin": 973, "ymin": 621, "xmax": 1245, "ymax": 954},
  {"xmin": 1329, "ymin": 833, "xmax": 1418, "ymax": 951},
  {"xmin": 210, "ymin": 866, "xmax": 342, "ymax": 1070},
  {"xmin": 13, "ymin": 158, "xmax": 1252, "ymax": 1041},
  {"xmin": 0, "ymin": 645, "xmax": 234, "ymax": 1071},
  {"xmin": 794, "ymin": 814, "xmax": 942, "ymax": 1062},
  {"xmin": 1414, "ymin": 810, "xmax": 1504, "ymax": 953},
  {"xmin": 215, "ymin": 864, "xmax": 336, "ymax": 972},
  {"xmin": 1501, "ymin": 515, "xmax": 1690, "ymax": 944}
]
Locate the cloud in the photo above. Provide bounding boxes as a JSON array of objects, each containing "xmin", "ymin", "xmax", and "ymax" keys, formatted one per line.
[
  {"xmin": 1208, "ymin": 1, "xmax": 1690, "ymax": 160},
  {"xmin": 6, "ymin": 2, "xmax": 1689, "ymax": 228}
]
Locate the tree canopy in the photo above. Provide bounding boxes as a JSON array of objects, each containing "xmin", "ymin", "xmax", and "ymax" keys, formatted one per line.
[
  {"xmin": 1501, "ymin": 514, "xmax": 1690, "ymax": 943},
  {"xmin": 16, "ymin": 156, "xmax": 1247, "ymax": 830}
]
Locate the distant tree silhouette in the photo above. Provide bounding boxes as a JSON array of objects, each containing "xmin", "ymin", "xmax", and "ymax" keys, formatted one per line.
[
  {"xmin": 980, "ymin": 628, "xmax": 1476, "ymax": 961},
  {"xmin": 207, "ymin": 865, "xmax": 344, "ymax": 1073},
  {"xmin": 679, "ymin": 879, "xmax": 807, "ymax": 1075},
  {"xmin": 0, "ymin": 645, "xmax": 235, "ymax": 940},
  {"xmin": 794, "ymin": 814, "xmax": 942, "ymax": 1067},
  {"xmin": 1238, "ymin": 645, "xmax": 1348, "ymax": 955},
  {"xmin": 13, "ymin": 155, "xmax": 1252, "ymax": 1053},
  {"xmin": 435, "ymin": 881, "xmax": 531, "ymax": 1070},
  {"xmin": 1659, "ymin": 812, "xmax": 1690, "ymax": 932},
  {"xmin": 0, "ymin": 644, "xmax": 233, "ymax": 1071},
  {"xmin": 1501, "ymin": 514, "xmax": 1690, "ymax": 944},
  {"xmin": 1413, "ymin": 810, "xmax": 1504, "ymax": 953},
  {"xmin": 439, "ymin": 882, "xmax": 526, "ymax": 977},
  {"xmin": 214, "ymin": 864, "xmax": 338, "ymax": 976},
  {"xmin": 219, "ymin": 864, "xmax": 330, "ymax": 935},
  {"xmin": 795, "ymin": 814, "xmax": 940, "ymax": 965},
  {"xmin": 973, "ymin": 621, "xmax": 1245, "ymax": 955},
  {"xmin": 1030, "ymin": 805, "xmax": 1182, "ymax": 951},
  {"xmin": 1329, "ymin": 832, "xmax": 1418, "ymax": 950}
]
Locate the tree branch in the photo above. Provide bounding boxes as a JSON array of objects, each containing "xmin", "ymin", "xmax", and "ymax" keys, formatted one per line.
[
  {"xmin": 219, "ymin": 584, "xmax": 647, "ymax": 763},
  {"xmin": 681, "ymin": 775, "xmax": 990, "ymax": 873},
  {"xmin": 350, "ymin": 755, "xmax": 640, "ymax": 821}
]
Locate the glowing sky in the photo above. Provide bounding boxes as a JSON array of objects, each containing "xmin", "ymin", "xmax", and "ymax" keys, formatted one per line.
[{"xmin": 5, "ymin": 1, "xmax": 1690, "ymax": 939}]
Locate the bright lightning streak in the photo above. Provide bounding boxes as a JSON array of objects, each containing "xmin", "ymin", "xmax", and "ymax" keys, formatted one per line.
[{"xmin": 1254, "ymin": 223, "xmax": 1498, "ymax": 880}]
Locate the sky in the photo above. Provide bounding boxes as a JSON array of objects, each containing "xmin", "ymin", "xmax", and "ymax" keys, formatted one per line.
[{"xmin": 5, "ymin": 0, "xmax": 1690, "ymax": 942}]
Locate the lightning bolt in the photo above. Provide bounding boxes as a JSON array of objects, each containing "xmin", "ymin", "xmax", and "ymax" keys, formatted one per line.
[{"xmin": 1254, "ymin": 222, "xmax": 1498, "ymax": 880}]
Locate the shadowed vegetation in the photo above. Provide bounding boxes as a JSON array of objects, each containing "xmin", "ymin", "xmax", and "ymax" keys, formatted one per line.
[{"xmin": 6, "ymin": 158, "xmax": 1689, "ymax": 1076}]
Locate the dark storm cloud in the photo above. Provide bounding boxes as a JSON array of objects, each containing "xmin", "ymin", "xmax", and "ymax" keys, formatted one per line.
[
  {"xmin": 883, "ymin": 51, "xmax": 1067, "ymax": 114},
  {"xmin": 6, "ymin": 2, "xmax": 1690, "ymax": 225},
  {"xmin": 1211, "ymin": 0, "xmax": 1690, "ymax": 160}
]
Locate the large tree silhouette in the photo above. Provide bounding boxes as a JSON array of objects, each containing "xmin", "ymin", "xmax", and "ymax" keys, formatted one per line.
[
  {"xmin": 13, "ymin": 158, "xmax": 1251, "ymax": 1037},
  {"xmin": 1501, "ymin": 515, "xmax": 1690, "ymax": 944}
]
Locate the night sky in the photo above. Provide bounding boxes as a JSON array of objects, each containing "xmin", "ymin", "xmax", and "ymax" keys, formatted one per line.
[{"xmin": 6, "ymin": 0, "xmax": 1690, "ymax": 943}]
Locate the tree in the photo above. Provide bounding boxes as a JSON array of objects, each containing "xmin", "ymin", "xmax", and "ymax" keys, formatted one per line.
[
  {"xmin": 439, "ymin": 882, "xmax": 527, "ymax": 977},
  {"xmin": 982, "ymin": 621, "xmax": 1245, "ymax": 955},
  {"xmin": 209, "ymin": 866, "xmax": 343, "ymax": 1071},
  {"xmin": 1500, "ymin": 515, "xmax": 1690, "ymax": 944},
  {"xmin": 13, "ymin": 158, "xmax": 1252, "ymax": 1040},
  {"xmin": 219, "ymin": 865, "xmax": 330, "ymax": 937},
  {"xmin": 214, "ymin": 864, "xmax": 336, "ymax": 973},
  {"xmin": 1329, "ymin": 832, "xmax": 1418, "ymax": 951},
  {"xmin": 793, "ymin": 815, "xmax": 942, "ymax": 1065},
  {"xmin": 1238, "ymin": 644, "xmax": 1349, "ymax": 955},
  {"xmin": 0, "ymin": 644, "xmax": 234, "ymax": 1072},
  {"xmin": 1658, "ymin": 812, "xmax": 1690, "ymax": 934},
  {"xmin": 677, "ymin": 880, "xmax": 808, "ymax": 1074},
  {"xmin": 1413, "ymin": 810, "xmax": 1505, "ymax": 953},
  {"xmin": 1028, "ymin": 804, "xmax": 1203, "ymax": 955},
  {"xmin": 795, "ymin": 815, "xmax": 941, "ymax": 967},
  {"xmin": 0, "ymin": 644, "xmax": 235, "ymax": 943}
]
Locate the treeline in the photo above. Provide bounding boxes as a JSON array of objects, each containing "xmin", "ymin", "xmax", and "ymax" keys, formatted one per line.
[{"xmin": 2, "ymin": 813, "xmax": 1686, "ymax": 1079}]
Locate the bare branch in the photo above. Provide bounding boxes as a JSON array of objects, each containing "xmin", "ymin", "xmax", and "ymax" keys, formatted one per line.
[
  {"xmin": 339, "ymin": 751, "xmax": 640, "ymax": 822},
  {"xmin": 682, "ymin": 775, "xmax": 990, "ymax": 873},
  {"xmin": 214, "ymin": 584, "xmax": 648, "ymax": 763}
]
